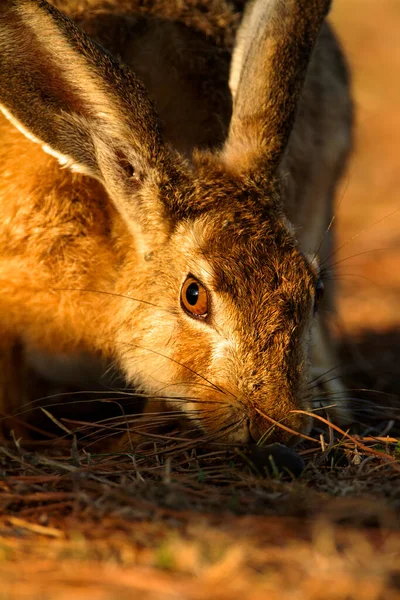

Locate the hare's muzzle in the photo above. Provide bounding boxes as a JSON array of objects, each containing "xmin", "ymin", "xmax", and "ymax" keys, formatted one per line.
[
  {"xmin": 192, "ymin": 392, "xmax": 312, "ymax": 446},
  {"xmin": 247, "ymin": 409, "xmax": 312, "ymax": 446}
]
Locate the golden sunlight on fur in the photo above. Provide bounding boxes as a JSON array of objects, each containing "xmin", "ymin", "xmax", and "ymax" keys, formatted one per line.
[{"xmin": 0, "ymin": 0, "xmax": 352, "ymax": 445}]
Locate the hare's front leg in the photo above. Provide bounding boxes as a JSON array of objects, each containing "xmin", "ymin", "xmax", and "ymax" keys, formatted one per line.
[
  {"xmin": 114, "ymin": 399, "xmax": 182, "ymax": 452},
  {"xmin": 0, "ymin": 333, "xmax": 31, "ymax": 437}
]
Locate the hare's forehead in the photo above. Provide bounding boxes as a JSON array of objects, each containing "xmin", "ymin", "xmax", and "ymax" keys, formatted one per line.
[
  {"xmin": 173, "ymin": 216, "xmax": 245, "ymax": 275},
  {"xmin": 173, "ymin": 215, "xmax": 315, "ymax": 280},
  {"xmin": 171, "ymin": 218, "xmax": 222, "ymax": 285},
  {"xmin": 174, "ymin": 215, "xmax": 222, "ymax": 251}
]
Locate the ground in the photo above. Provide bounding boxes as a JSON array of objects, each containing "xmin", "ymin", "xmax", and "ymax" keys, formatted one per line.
[{"xmin": 1, "ymin": 1, "xmax": 400, "ymax": 598}]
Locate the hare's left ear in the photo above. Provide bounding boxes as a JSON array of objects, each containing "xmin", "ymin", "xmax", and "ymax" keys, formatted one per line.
[
  {"xmin": 224, "ymin": 0, "xmax": 331, "ymax": 176},
  {"xmin": 0, "ymin": 0, "xmax": 185, "ymax": 236}
]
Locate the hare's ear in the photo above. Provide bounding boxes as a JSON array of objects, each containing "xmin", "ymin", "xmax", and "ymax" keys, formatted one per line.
[
  {"xmin": 224, "ymin": 0, "xmax": 331, "ymax": 176},
  {"xmin": 0, "ymin": 0, "xmax": 180, "ymax": 236}
]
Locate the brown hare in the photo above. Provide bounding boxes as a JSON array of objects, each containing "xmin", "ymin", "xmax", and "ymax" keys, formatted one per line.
[{"xmin": 0, "ymin": 0, "xmax": 352, "ymax": 445}]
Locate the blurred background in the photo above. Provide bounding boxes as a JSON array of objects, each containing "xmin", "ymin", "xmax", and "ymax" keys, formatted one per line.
[{"xmin": 331, "ymin": 1, "xmax": 399, "ymax": 398}]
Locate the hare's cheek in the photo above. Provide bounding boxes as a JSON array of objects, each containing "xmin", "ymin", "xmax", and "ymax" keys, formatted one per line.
[{"xmin": 171, "ymin": 326, "xmax": 213, "ymax": 386}]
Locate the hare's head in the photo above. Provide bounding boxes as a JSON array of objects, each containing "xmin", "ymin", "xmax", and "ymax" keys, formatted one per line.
[{"xmin": 0, "ymin": 0, "xmax": 331, "ymax": 444}]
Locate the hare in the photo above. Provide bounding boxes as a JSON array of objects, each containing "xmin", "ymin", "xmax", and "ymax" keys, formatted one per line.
[{"xmin": 0, "ymin": 0, "xmax": 352, "ymax": 445}]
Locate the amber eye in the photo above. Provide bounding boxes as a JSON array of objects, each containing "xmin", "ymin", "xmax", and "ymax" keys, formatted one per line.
[
  {"xmin": 314, "ymin": 279, "xmax": 325, "ymax": 313},
  {"xmin": 181, "ymin": 276, "xmax": 208, "ymax": 318}
]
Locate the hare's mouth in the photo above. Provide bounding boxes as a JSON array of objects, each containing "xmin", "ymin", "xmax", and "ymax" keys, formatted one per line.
[{"xmin": 181, "ymin": 400, "xmax": 313, "ymax": 446}]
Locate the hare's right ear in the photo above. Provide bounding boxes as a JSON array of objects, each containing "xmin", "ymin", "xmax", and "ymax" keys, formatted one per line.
[
  {"xmin": 0, "ymin": 0, "xmax": 181, "ymax": 238},
  {"xmin": 224, "ymin": 0, "xmax": 331, "ymax": 177}
]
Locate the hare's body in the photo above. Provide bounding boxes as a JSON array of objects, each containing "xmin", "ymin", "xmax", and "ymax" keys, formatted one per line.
[{"xmin": 0, "ymin": 0, "xmax": 352, "ymax": 444}]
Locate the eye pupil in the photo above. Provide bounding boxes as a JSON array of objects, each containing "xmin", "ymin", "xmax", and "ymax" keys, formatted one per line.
[
  {"xmin": 181, "ymin": 276, "xmax": 208, "ymax": 318},
  {"xmin": 186, "ymin": 282, "xmax": 199, "ymax": 306}
]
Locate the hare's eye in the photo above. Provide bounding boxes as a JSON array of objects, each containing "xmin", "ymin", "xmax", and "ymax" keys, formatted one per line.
[
  {"xmin": 181, "ymin": 277, "xmax": 208, "ymax": 318},
  {"xmin": 314, "ymin": 279, "xmax": 325, "ymax": 314}
]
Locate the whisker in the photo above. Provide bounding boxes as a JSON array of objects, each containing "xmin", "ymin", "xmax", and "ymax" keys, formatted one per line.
[
  {"xmin": 312, "ymin": 169, "xmax": 353, "ymax": 262},
  {"xmin": 65, "ymin": 409, "xmax": 189, "ymax": 429},
  {"xmin": 115, "ymin": 339, "xmax": 233, "ymax": 398},
  {"xmin": 1, "ymin": 396, "xmax": 139, "ymax": 423},
  {"xmin": 52, "ymin": 287, "xmax": 173, "ymax": 313},
  {"xmin": 209, "ymin": 419, "xmax": 244, "ymax": 443},
  {"xmin": 311, "ymin": 387, "xmax": 397, "ymax": 398},
  {"xmin": 309, "ymin": 374, "xmax": 348, "ymax": 390},
  {"xmin": 307, "ymin": 364, "xmax": 343, "ymax": 387},
  {"xmin": 313, "ymin": 212, "xmax": 337, "ymax": 264},
  {"xmin": 254, "ymin": 408, "xmax": 317, "ymax": 443},
  {"xmin": 321, "ymin": 272, "xmax": 383, "ymax": 287},
  {"xmin": 137, "ymin": 381, "xmax": 226, "ymax": 402},
  {"xmin": 3, "ymin": 378, "xmax": 232, "ymax": 426},
  {"xmin": 322, "ymin": 247, "xmax": 386, "ymax": 270},
  {"xmin": 320, "ymin": 206, "xmax": 400, "ymax": 268}
]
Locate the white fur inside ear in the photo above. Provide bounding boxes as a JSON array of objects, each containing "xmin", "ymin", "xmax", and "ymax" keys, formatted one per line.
[{"xmin": 0, "ymin": 104, "xmax": 89, "ymax": 174}]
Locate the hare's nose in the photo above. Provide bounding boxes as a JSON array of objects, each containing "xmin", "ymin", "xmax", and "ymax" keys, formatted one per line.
[
  {"xmin": 246, "ymin": 419, "xmax": 258, "ymax": 444},
  {"xmin": 248, "ymin": 432, "xmax": 257, "ymax": 444},
  {"xmin": 248, "ymin": 416, "xmax": 267, "ymax": 444},
  {"xmin": 249, "ymin": 415, "xmax": 294, "ymax": 446}
]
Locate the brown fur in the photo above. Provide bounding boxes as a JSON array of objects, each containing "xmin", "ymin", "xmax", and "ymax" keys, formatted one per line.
[{"xmin": 0, "ymin": 0, "xmax": 352, "ymax": 444}]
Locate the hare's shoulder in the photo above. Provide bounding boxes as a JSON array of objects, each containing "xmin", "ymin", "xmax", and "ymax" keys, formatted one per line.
[{"xmin": 0, "ymin": 115, "xmax": 121, "ymax": 254}]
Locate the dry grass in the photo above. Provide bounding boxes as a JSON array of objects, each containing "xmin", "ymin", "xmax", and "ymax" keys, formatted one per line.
[
  {"xmin": 1, "ymin": 412, "xmax": 400, "ymax": 599},
  {"xmin": 1, "ymin": 1, "xmax": 400, "ymax": 598}
]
